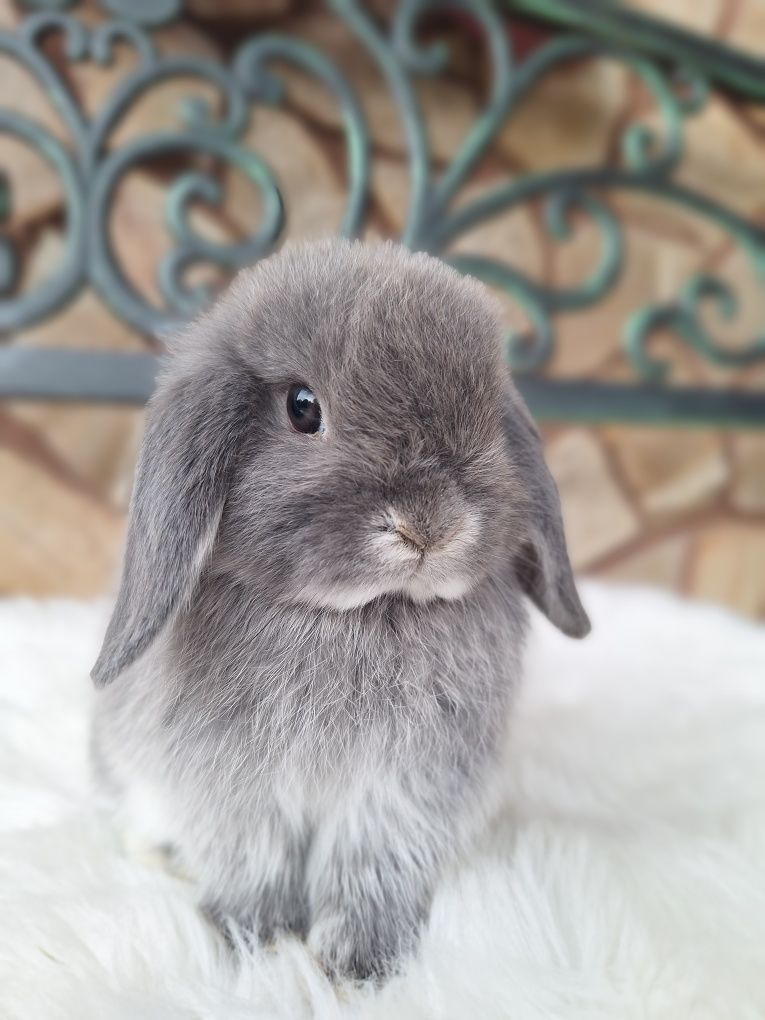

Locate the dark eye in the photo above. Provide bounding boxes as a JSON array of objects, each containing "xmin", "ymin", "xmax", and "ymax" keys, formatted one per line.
[{"xmin": 287, "ymin": 384, "xmax": 322, "ymax": 435}]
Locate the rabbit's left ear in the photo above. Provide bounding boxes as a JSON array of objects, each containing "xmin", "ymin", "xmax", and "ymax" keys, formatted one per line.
[
  {"xmin": 504, "ymin": 388, "xmax": 590, "ymax": 638},
  {"xmin": 91, "ymin": 346, "xmax": 257, "ymax": 687}
]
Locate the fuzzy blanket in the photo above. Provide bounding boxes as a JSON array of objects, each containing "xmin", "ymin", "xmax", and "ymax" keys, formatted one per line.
[{"xmin": 1, "ymin": 582, "xmax": 764, "ymax": 1020}]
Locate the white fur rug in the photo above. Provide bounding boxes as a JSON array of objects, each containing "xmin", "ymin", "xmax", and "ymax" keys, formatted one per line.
[{"xmin": 1, "ymin": 582, "xmax": 765, "ymax": 1020}]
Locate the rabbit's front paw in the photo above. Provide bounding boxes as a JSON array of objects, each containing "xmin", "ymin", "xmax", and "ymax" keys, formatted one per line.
[
  {"xmin": 309, "ymin": 911, "xmax": 403, "ymax": 984},
  {"xmin": 205, "ymin": 883, "xmax": 309, "ymax": 947}
]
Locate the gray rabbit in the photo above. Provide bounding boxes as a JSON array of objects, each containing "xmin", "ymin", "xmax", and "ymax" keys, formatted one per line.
[{"xmin": 92, "ymin": 239, "xmax": 589, "ymax": 982}]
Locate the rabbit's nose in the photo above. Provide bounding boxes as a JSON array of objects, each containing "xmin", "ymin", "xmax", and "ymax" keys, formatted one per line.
[
  {"xmin": 384, "ymin": 507, "xmax": 476, "ymax": 557},
  {"xmin": 391, "ymin": 514, "xmax": 427, "ymax": 554}
]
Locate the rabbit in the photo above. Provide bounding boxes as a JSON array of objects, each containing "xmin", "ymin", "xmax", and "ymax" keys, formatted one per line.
[{"xmin": 91, "ymin": 238, "xmax": 590, "ymax": 983}]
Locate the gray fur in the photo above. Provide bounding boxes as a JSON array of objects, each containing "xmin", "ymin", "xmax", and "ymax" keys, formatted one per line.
[{"xmin": 92, "ymin": 239, "xmax": 589, "ymax": 982}]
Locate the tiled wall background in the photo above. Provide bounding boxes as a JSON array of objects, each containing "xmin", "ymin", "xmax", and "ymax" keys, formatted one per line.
[{"xmin": 1, "ymin": 0, "xmax": 764, "ymax": 617}]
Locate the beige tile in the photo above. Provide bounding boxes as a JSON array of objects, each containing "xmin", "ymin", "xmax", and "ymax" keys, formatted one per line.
[
  {"xmin": 689, "ymin": 522, "xmax": 765, "ymax": 618},
  {"xmin": 699, "ymin": 245, "xmax": 765, "ymax": 364},
  {"xmin": 742, "ymin": 104, "xmax": 765, "ymax": 131},
  {"xmin": 602, "ymin": 426, "xmax": 728, "ymax": 523},
  {"xmin": 8, "ymin": 403, "xmax": 144, "ymax": 508},
  {"xmin": 616, "ymin": 93, "xmax": 765, "ymax": 250},
  {"xmin": 371, "ymin": 156, "xmax": 410, "ymax": 234},
  {"xmin": 223, "ymin": 107, "xmax": 346, "ymax": 243},
  {"xmin": 627, "ymin": 0, "xmax": 723, "ymax": 33},
  {"xmin": 726, "ymin": 0, "xmax": 765, "ymax": 54},
  {"xmin": 0, "ymin": 446, "xmax": 124, "ymax": 597},
  {"xmin": 0, "ymin": 0, "xmax": 22, "ymax": 28},
  {"xmin": 449, "ymin": 183, "xmax": 544, "ymax": 281},
  {"xmin": 596, "ymin": 534, "xmax": 691, "ymax": 589},
  {"xmin": 545, "ymin": 428, "xmax": 641, "ymax": 568},
  {"xmin": 15, "ymin": 230, "xmax": 146, "ymax": 351},
  {"xmin": 613, "ymin": 191, "xmax": 725, "ymax": 253},
  {"xmin": 497, "ymin": 58, "xmax": 628, "ymax": 172},
  {"xmin": 660, "ymin": 99, "xmax": 764, "ymax": 224},
  {"xmin": 548, "ymin": 222, "xmax": 699, "ymax": 379},
  {"xmin": 188, "ymin": 0, "xmax": 290, "ymax": 18},
  {"xmin": 731, "ymin": 433, "xmax": 765, "ymax": 513}
]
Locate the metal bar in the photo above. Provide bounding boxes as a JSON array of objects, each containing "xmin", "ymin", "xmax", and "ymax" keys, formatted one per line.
[
  {"xmin": 0, "ymin": 348, "xmax": 158, "ymax": 403},
  {"xmin": 517, "ymin": 378, "xmax": 765, "ymax": 428},
  {"xmin": 1, "ymin": 347, "xmax": 763, "ymax": 427},
  {"xmin": 506, "ymin": 0, "xmax": 765, "ymax": 101}
]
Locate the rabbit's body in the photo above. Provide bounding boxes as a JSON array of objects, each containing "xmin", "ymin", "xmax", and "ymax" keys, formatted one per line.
[
  {"xmin": 93, "ymin": 240, "xmax": 588, "ymax": 981},
  {"xmin": 94, "ymin": 570, "xmax": 524, "ymax": 970}
]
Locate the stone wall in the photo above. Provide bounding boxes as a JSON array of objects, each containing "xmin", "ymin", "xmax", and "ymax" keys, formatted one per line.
[{"xmin": 1, "ymin": 0, "xmax": 764, "ymax": 618}]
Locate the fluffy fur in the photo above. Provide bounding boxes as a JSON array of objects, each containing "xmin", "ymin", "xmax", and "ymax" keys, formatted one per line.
[
  {"xmin": 90, "ymin": 239, "xmax": 588, "ymax": 980},
  {"xmin": 1, "ymin": 584, "xmax": 765, "ymax": 1018}
]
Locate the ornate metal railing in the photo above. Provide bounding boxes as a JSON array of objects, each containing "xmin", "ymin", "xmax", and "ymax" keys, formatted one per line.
[{"xmin": 1, "ymin": 0, "xmax": 764, "ymax": 425}]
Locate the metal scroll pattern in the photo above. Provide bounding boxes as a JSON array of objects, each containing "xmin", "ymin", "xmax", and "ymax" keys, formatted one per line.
[{"xmin": 3, "ymin": 0, "xmax": 765, "ymax": 413}]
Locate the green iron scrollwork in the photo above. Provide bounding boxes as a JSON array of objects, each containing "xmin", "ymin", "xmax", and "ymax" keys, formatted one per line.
[
  {"xmin": 233, "ymin": 34, "xmax": 370, "ymax": 239},
  {"xmin": 0, "ymin": 10, "xmax": 369, "ymax": 336},
  {"xmin": 20, "ymin": 0, "xmax": 184, "ymax": 28},
  {"xmin": 2, "ymin": 0, "xmax": 765, "ymax": 425},
  {"xmin": 331, "ymin": 0, "xmax": 765, "ymax": 385}
]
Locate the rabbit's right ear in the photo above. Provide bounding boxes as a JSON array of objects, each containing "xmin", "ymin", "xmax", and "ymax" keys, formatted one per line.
[
  {"xmin": 91, "ymin": 352, "xmax": 256, "ymax": 687},
  {"xmin": 503, "ymin": 385, "xmax": 590, "ymax": 640}
]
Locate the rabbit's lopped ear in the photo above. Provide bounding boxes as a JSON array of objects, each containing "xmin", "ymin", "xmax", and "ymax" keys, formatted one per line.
[
  {"xmin": 91, "ymin": 348, "xmax": 256, "ymax": 687},
  {"xmin": 504, "ymin": 388, "xmax": 590, "ymax": 639}
]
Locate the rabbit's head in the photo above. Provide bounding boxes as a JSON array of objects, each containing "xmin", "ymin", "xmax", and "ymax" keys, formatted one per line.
[{"xmin": 93, "ymin": 240, "xmax": 588, "ymax": 687}]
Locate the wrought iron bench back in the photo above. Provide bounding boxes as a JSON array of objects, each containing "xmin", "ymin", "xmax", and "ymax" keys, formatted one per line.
[{"xmin": 1, "ymin": 0, "xmax": 764, "ymax": 426}]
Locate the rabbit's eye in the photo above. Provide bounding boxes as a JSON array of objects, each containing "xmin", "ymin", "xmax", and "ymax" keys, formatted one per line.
[{"xmin": 287, "ymin": 384, "xmax": 322, "ymax": 435}]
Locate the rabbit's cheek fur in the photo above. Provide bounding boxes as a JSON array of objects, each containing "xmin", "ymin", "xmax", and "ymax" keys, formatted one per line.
[{"xmin": 217, "ymin": 440, "xmax": 515, "ymax": 613}]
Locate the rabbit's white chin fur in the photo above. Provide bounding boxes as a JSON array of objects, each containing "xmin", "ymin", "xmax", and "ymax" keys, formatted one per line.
[
  {"xmin": 406, "ymin": 574, "xmax": 473, "ymax": 603},
  {"xmin": 301, "ymin": 578, "xmax": 472, "ymax": 612}
]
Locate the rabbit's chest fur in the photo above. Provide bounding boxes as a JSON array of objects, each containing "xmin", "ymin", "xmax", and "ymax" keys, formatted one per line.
[{"xmin": 96, "ymin": 572, "xmax": 526, "ymax": 820}]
